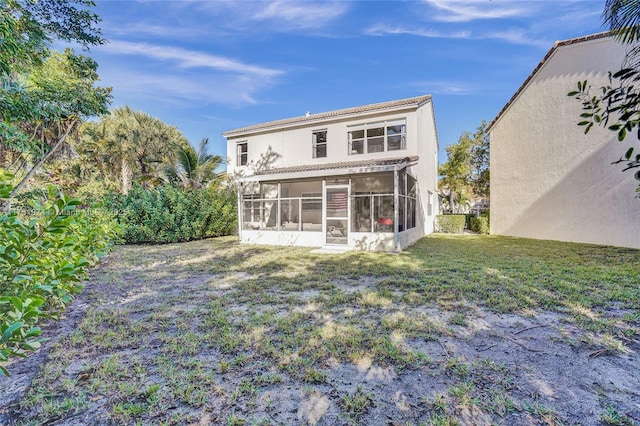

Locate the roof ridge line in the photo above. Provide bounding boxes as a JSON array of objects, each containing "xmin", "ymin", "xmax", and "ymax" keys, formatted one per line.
[{"xmin": 224, "ymin": 95, "xmax": 431, "ymax": 137}]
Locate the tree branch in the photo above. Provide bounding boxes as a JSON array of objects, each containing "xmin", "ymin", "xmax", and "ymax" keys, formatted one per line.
[{"xmin": 10, "ymin": 120, "xmax": 77, "ymax": 197}]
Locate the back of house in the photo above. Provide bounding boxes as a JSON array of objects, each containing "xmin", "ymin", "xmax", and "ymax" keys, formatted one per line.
[
  {"xmin": 224, "ymin": 95, "xmax": 439, "ymax": 251},
  {"xmin": 488, "ymin": 33, "xmax": 640, "ymax": 249}
]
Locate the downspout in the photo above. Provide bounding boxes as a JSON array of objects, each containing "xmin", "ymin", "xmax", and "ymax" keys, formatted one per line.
[
  {"xmin": 237, "ymin": 183, "xmax": 243, "ymax": 241},
  {"xmin": 393, "ymin": 169, "xmax": 400, "ymax": 252}
]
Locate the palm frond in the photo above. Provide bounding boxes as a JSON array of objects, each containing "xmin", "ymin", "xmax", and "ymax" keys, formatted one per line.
[{"xmin": 604, "ymin": 0, "xmax": 640, "ymax": 43}]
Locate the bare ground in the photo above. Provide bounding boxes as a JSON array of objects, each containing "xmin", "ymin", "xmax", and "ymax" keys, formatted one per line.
[{"xmin": 0, "ymin": 238, "xmax": 638, "ymax": 425}]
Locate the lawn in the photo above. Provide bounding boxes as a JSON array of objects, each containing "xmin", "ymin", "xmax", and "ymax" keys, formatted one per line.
[{"xmin": 1, "ymin": 234, "xmax": 639, "ymax": 425}]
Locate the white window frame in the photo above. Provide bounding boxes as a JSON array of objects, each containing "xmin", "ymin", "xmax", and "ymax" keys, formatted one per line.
[
  {"xmin": 347, "ymin": 119, "xmax": 406, "ymax": 155},
  {"xmin": 312, "ymin": 129, "xmax": 327, "ymax": 159},
  {"xmin": 237, "ymin": 142, "xmax": 248, "ymax": 166}
]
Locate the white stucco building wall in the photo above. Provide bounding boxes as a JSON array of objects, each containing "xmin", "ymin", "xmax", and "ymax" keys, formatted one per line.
[
  {"xmin": 489, "ymin": 33, "xmax": 640, "ymax": 249},
  {"xmin": 224, "ymin": 96, "xmax": 439, "ymax": 251}
]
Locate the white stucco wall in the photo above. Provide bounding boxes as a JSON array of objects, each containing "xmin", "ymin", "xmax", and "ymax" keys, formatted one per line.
[
  {"xmin": 226, "ymin": 108, "xmax": 424, "ymax": 177},
  {"xmin": 225, "ymin": 99, "xmax": 440, "ymax": 250},
  {"xmin": 414, "ymin": 102, "xmax": 439, "ymax": 236},
  {"xmin": 490, "ymin": 37, "xmax": 640, "ymax": 249}
]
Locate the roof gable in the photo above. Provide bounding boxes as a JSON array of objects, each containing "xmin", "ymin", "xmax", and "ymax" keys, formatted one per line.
[{"xmin": 487, "ymin": 32, "xmax": 611, "ymax": 132}]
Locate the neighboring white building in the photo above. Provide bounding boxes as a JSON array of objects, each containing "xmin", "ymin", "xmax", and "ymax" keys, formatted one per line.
[
  {"xmin": 488, "ymin": 33, "xmax": 640, "ymax": 249},
  {"xmin": 223, "ymin": 95, "xmax": 439, "ymax": 251}
]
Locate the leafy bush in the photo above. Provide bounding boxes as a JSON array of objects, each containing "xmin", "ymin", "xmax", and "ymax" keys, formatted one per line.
[
  {"xmin": 464, "ymin": 213, "xmax": 474, "ymax": 229},
  {"xmin": 0, "ymin": 171, "xmax": 119, "ymax": 376},
  {"xmin": 436, "ymin": 215, "xmax": 466, "ymax": 233},
  {"xmin": 112, "ymin": 184, "xmax": 237, "ymax": 244},
  {"xmin": 469, "ymin": 216, "xmax": 489, "ymax": 234}
]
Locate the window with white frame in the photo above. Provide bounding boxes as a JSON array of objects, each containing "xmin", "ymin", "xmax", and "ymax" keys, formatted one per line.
[
  {"xmin": 236, "ymin": 142, "xmax": 248, "ymax": 166},
  {"xmin": 348, "ymin": 120, "xmax": 406, "ymax": 155},
  {"xmin": 312, "ymin": 130, "xmax": 327, "ymax": 158}
]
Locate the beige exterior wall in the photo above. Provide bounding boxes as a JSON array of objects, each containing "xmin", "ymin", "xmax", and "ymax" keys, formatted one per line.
[
  {"xmin": 225, "ymin": 99, "xmax": 439, "ymax": 250},
  {"xmin": 414, "ymin": 103, "xmax": 439, "ymax": 235},
  {"xmin": 226, "ymin": 108, "xmax": 424, "ymax": 176},
  {"xmin": 490, "ymin": 37, "xmax": 640, "ymax": 249}
]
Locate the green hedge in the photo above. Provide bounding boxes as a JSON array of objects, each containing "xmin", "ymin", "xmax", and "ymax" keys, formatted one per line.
[
  {"xmin": 111, "ymin": 184, "xmax": 237, "ymax": 244},
  {"xmin": 469, "ymin": 216, "xmax": 489, "ymax": 234},
  {"xmin": 436, "ymin": 214, "xmax": 466, "ymax": 233},
  {"xmin": 1, "ymin": 171, "xmax": 120, "ymax": 375}
]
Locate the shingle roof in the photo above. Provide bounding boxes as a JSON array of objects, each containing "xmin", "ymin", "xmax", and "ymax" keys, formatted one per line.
[
  {"xmin": 254, "ymin": 155, "xmax": 419, "ymax": 176},
  {"xmin": 223, "ymin": 95, "xmax": 432, "ymax": 138},
  {"xmin": 487, "ymin": 32, "xmax": 611, "ymax": 132}
]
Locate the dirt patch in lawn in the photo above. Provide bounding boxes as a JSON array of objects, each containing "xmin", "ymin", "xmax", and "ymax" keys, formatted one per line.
[{"xmin": 1, "ymin": 237, "xmax": 638, "ymax": 425}]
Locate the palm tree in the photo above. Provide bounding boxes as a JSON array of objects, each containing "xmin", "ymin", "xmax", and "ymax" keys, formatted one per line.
[
  {"xmin": 166, "ymin": 138, "xmax": 224, "ymax": 189},
  {"xmin": 97, "ymin": 107, "xmax": 186, "ymax": 194},
  {"xmin": 604, "ymin": 0, "xmax": 640, "ymax": 44}
]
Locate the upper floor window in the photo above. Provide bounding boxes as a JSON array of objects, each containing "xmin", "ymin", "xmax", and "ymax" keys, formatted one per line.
[
  {"xmin": 312, "ymin": 130, "xmax": 327, "ymax": 158},
  {"xmin": 348, "ymin": 120, "xmax": 406, "ymax": 155},
  {"xmin": 237, "ymin": 142, "xmax": 248, "ymax": 166}
]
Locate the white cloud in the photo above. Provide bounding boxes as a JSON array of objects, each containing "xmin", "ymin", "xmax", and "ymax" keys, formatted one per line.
[
  {"xmin": 365, "ymin": 24, "xmax": 471, "ymax": 39},
  {"xmin": 102, "ymin": 68, "xmax": 268, "ymax": 107},
  {"xmin": 106, "ymin": 23, "xmax": 207, "ymax": 39},
  {"xmin": 182, "ymin": 0, "xmax": 349, "ymax": 33},
  {"xmin": 252, "ymin": 1, "xmax": 349, "ymax": 30},
  {"xmin": 101, "ymin": 40, "xmax": 283, "ymax": 78},
  {"xmin": 481, "ymin": 29, "xmax": 548, "ymax": 48},
  {"xmin": 365, "ymin": 24, "xmax": 545, "ymax": 47},
  {"xmin": 410, "ymin": 80, "xmax": 478, "ymax": 95},
  {"xmin": 423, "ymin": 0, "xmax": 532, "ymax": 22}
]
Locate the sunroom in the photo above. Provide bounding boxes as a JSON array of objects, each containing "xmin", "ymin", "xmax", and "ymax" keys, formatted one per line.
[{"xmin": 237, "ymin": 157, "xmax": 422, "ymax": 251}]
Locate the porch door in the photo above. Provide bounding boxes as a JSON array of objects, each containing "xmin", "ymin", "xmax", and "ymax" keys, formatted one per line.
[{"xmin": 325, "ymin": 185, "xmax": 349, "ymax": 245}]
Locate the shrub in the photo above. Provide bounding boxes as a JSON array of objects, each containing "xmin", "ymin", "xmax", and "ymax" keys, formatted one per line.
[
  {"xmin": 111, "ymin": 184, "xmax": 237, "ymax": 244},
  {"xmin": 0, "ymin": 171, "xmax": 119, "ymax": 375},
  {"xmin": 436, "ymin": 215, "xmax": 466, "ymax": 233},
  {"xmin": 465, "ymin": 213, "xmax": 474, "ymax": 229},
  {"xmin": 469, "ymin": 216, "xmax": 489, "ymax": 234}
]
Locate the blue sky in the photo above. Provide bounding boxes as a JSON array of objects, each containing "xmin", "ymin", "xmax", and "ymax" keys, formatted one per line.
[{"xmin": 85, "ymin": 0, "xmax": 606, "ymax": 167}]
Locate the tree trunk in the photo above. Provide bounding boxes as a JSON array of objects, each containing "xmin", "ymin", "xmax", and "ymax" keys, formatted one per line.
[
  {"xmin": 10, "ymin": 121, "xmax": 76, "ymax": 197},
  {"xmin": 121, "ymin": 158, "xmax": 132, "ymax": 195}
]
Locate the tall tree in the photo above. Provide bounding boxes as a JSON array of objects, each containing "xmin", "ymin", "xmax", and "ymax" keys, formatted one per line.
[
  {"xmin": 469, "ymin": 121, "xmax": 490, "ymax": 199},
  {"xmin": 1, "ymin": 0, "xmax": 108, "ymax": 195},
  {"xmin": 81, "ymin": 107, "xmax": 187, "ymax": 194},
  {"xmin": 439, "ymin": 137, "xmax": 472, "ymax": 214},
  {"xmin": 2, "ymin": 49, "xmax": 111, "ymax": 195},
  {"xmin": 568, "ymin": 0, "xmax": 640, "ymax": 193},
  {"xmin": 439, "ymin": 122, "xmax": 490, "ymax": 213}
]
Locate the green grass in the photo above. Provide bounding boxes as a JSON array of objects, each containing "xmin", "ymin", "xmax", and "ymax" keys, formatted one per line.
[{"xmin": 8, "ymin": 234, "xmax": 639, "ymax": 425}]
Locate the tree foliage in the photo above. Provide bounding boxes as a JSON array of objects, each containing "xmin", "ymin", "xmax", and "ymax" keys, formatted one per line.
[
  {"xmin": 166, "ymin": 138, "xmax": 225, "ymax": 189},
  {"xmin": 603, "ymin": 0, "xmax": 640, "ymax": 44},
  {"xmin": 438, "ymin": 122, "xmax": 490, "ymax": 213},
  {"xmin": 568, "ymin": 0, "xmax": 640, "ymax": 192},
  {"xmin": 1, "ymin": 0, "xmax": 109, "ymax": 196},
  {"xmin": 1, "ymin": 50, "xmax": 112, "ymax": 195},
  {"xmin": 1, "ymin": 0, "xmax": 104, "ymax": 77},
  {"xmin": 78, "ymin": 107, "xmax": 186, "ymax": 194}
]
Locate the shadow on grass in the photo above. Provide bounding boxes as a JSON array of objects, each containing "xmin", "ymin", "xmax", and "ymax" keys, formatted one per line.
[{"xmin": 2, "ymin": 234, "xmax": 639, "ymax": 425}]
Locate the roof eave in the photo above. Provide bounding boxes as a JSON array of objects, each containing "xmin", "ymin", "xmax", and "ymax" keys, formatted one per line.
[
  {"xmin": 238, "ymin": 164, "xmax": 399, "ymax": 182},
  {"xmin": 238, "ymin": 156, "xmax": 419, "ymax": 182},
  {"xmin": 223, "ymin": 95, "xmax": 432, "ymax": 139}
]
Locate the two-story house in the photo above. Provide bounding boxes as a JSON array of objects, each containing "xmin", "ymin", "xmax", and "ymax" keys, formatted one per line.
[{"xmin": 224, "ymin": 95, "xmax": 439, "ymax": 251}]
